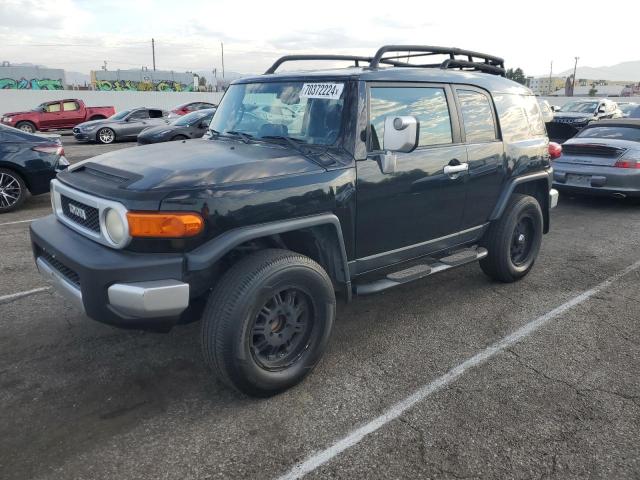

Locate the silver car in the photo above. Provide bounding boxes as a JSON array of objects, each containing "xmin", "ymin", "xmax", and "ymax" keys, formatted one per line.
[
  {"xmin": 72, "ymin": 108, "xmax": 169, "ymax": 144},
  {"xmin": 553, "ymin": 119, "xmax": 640, "ymax": 199}
]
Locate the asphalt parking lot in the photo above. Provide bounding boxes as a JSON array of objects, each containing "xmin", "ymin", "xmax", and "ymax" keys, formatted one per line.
[{"xmin": 1, "ymin": 139, "xmax": 639, "ymax": 479}]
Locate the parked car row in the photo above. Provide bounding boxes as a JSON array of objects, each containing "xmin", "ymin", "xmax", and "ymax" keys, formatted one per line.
[{"xmin": 1, "ymin": 100, "xmax": 218, "ymax": 141}]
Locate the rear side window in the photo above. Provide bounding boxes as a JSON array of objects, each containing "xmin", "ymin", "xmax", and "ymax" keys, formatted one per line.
[
  {"xmin": 521, "ymin": 96, "xmax": 546, "ymax": 136},
  {"xmin": 456, "ymin": 90, "xmax": 497, "ymax": 143},
  {"xmin": 493, "ymin": 94, "xmax": 531, "ymax": 142},
  {"xmin": 369, "ymin": 86, "xmax": 452, "ymax": 149}
]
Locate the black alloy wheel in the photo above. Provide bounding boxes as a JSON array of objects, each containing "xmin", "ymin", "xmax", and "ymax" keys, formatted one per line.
[{"xmin": 0, "ymin": 169, "xmax": 27, "ymax": 213}]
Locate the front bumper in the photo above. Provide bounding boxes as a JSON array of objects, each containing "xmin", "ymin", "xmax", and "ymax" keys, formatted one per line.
[
  {"xmin": 72, "ymin": 129, "xmax": 93, "ymax": 142},
  {"xmin": 31, "ymin": 215, "xmax": 190, "ymax": 330}
]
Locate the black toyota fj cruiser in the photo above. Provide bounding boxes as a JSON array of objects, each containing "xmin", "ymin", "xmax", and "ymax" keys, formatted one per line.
[{"xmin": 30, "ymin": 46, "xmax": 558, "ymax": 397}]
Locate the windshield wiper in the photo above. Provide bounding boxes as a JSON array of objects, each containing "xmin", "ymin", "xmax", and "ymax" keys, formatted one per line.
[
  {"xmin": 260, "ymin": 135, "xmax": 336, "ymax": 167},
  {"xmin": 226, "ymin": 130, "xmax": 253, "ymax": 144}
]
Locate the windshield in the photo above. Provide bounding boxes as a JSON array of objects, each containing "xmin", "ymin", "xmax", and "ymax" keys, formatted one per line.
[
  {"xmin": 560, "ymin": 101, "xmax": 598, "ymax": 113},
  {"xmin": 209, "ymin": 81, "xmax": 345, "ymax": 145},
  {"xmin": 173, "ymin": 109, "xmax": 214, "ymax": 127},
  {"xmin": 577, "ymin": 126, "xmax": 640, "ymax": 142},
  {"xmin": 109, "ymin": 110, "xmax": 131, "ymax": 120}
]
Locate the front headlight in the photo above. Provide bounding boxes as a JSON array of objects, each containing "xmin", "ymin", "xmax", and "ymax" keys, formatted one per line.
[
  {"xmin": 104, "ymin": 208, "xmax": 127, "ymax": 245},
  {"xmin": 3, "ymin": 117, "xmax": 12, "ymax": 122},
  {"xmin": 84, "ymin": 124, "xmax": 99, "ymax": 131}
]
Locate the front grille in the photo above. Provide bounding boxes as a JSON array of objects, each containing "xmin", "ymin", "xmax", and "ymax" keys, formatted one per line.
[
  {"xmin": 39, "ymin": 250, "xmax": 80, "ymax": 287},
  {"xmin": 563, "ymin": 144, "xmax": 626, "ymax": 158},
  {"xmin": 61, "ymin": 195, "xmax": 100, "ymax": 232}
]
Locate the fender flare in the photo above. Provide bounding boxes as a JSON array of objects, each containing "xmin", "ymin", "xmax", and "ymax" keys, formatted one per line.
[
  {"xmin": 185, "ymin": 213, "xmax": 352, "ymax": 299},
  {"xmin": 489, "ymin": 170, "xmax": 552, "ymax": 221}
]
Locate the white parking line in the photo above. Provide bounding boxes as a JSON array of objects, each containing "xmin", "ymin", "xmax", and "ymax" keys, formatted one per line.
[
  {"xmin": 276, "ymin": 259, "xmax": 640, "ymax": 480},
  {"xmin": 0, "ymin": 218, "xmax": 40, "ymax": 227},
  {"xmin": 0, "ymin": 287, "xmax": 50, "ymax": 305}
]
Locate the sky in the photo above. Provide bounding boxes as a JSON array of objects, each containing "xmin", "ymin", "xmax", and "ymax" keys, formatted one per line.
[{"xmin": 1, "ymin": 0, "xmax": 639, "ymax": 78}]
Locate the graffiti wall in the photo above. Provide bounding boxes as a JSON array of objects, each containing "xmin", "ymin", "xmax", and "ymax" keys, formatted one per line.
[
  {"xmin": 94, "ymin": 79, "xmax": 193, "ymax": 92},
  {"xmin": 0, "ymin": 66, "xmax": 66, "ymax": 90},
  {"xmin": 92, "ymin": 69, "xmax": 195, "ymax": 92},
  {"xmin": 0, "ymin": 77, "xmax": 64, "ymax": 90}
]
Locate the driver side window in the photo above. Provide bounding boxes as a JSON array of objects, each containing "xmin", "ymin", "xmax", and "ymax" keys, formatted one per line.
[
  {"xmin": 369, "ymin": 86, "xmax": 453, "ymax": 151},
  {"xmin": 46, "ymin": 103, "xmax": 61, "ymax": 113},
  {"xmin": 128, "ymin": 110, "xmax": 149, "ymax": 120}
]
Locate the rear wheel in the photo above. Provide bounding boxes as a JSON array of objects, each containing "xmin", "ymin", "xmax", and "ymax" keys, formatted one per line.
[
  {"xmin": 201, "ymin": 249, "xmax": 336, "ymax": 397},
  {"xmin": 480, "ymin": 194, "xmax": 543, "ymax": 282},
  {"xmin": 15, "ymin": 121, "xmax": 36, "ymax": 134},
  {"xmin": 0, "ymin": 168, "xmax": 27, "ymax": 213},
  {"xmin": 97, "ymin": 127, "xmax": 115, "ymax": 144}
]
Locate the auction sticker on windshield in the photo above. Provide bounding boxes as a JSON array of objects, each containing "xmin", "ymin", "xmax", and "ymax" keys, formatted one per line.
[{"xmin": 300, "ymin": 83, "xmax": 344, "ymax": 100}]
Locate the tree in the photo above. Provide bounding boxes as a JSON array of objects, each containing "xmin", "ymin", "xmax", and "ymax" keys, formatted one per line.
[
  {"xmin": 506, "ymin": 67, "xmax": 527, "ymax": 85},
  {"xmin": 588, "ymin": 85, "xmax": 598, "ymax": 97}
]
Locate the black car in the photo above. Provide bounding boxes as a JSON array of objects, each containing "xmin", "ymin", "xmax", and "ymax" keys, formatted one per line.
[
  {"xmin": 30, "ymin": 45, "xmax": 557, "ymax": 397},
  {"xmin": 547, "ymin": 99, "xmax": 622, "ymax": 142},
  {"xmin": 137, "ymin": 108, "xmax": 216, "ymax": 145},
  {"xmin": 0, "ymin": 124, "xmax": 68, "ymax": 212}
]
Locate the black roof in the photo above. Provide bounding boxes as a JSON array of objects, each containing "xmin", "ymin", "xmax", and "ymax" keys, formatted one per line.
[{"xmin": 236, "ymin": 66, "xmax": 530, "ymax": 95}]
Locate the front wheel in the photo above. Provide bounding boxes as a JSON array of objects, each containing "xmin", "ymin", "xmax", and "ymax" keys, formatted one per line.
[
  {"xmin": 15, "ymin": 121, "xmax": 36, "ymax": 134},
  {"xmin": 480, "ymin": 194, "xmax": 543, "ymax": 283},
  {"xmin": 201, "ymin": 249, "xmax": 336, "ymax": 397},
  {"xmin": 96, "ymin": 127, "xmax": 115, "ymax": 144}
]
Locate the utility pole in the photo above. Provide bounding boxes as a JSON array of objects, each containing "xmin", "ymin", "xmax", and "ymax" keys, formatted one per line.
[
  {"xmin": 221, "ymin": 42, "xmax": 225, "ymax": 79},
  {"xmin": 152, "ymin": 38, "xmax": 156, "ymax": 71},
  {"xmin": 548, "ymin": 60, "xmax": 553, "ymax": 95},
  {"xmin": 571, "ymin": 56, "xmax": 579, "ymax": 96}
]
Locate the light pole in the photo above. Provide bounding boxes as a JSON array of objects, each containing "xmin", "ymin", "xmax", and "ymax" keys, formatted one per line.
[
  {"xmin": 572, "ymin": 56, "xmax": 579, "ymax": 96},
  {"xmin": 548, "ymin": 61, "xmax": 553, "ymax": 95}
]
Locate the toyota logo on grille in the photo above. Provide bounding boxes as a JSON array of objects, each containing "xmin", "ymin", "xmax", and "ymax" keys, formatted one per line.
[{"xmin": 69, "ymin": 204, "xmax": 87, "ymax": 220}]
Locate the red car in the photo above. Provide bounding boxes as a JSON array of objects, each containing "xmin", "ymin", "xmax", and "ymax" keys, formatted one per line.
[
  {"xmin": 168, "ymin": 101, "xmax": 217, "ymax": 119},
  {"xmin": 1, "ymin": 99, "xmax": 116, "ymax": 133}
]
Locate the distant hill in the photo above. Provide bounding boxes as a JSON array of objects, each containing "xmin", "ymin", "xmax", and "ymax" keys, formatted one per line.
[{"xmin": 555, "ymin": 60, "xmax": 640, "ymax": 81}]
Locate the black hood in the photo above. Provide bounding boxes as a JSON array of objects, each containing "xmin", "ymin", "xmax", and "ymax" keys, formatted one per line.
[{"xmin": 61, "ymin": 138, "xmax": 324, "ymax": 192}]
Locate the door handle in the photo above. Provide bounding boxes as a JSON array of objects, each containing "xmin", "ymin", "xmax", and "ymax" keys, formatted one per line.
[{"xmin": 443, "ymin": 163, "xmax": 469, "ymax": 175}]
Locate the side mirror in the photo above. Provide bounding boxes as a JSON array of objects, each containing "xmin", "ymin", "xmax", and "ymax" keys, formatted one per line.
[{"xmin": 383, "ymin": 116, "xmax": 419, "ymax": 153}]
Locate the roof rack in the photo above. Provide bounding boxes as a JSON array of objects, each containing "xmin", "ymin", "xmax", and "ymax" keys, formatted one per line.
[
  {"xmin": 265, "ymin": 45, "xmax": 506, "ymax": 77},
  {"xmin": 369, "ymin": 45, "xmax": 505, "ymax": 76}
]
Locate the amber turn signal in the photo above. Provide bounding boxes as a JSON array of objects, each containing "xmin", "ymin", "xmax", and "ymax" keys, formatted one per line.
[{"xmin": 126, "ymin": 212, "xmax": 204, "ymax": 238}]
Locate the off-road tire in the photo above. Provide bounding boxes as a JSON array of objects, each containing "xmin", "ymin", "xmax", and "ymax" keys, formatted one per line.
[
  {"xmin": 201, "ymin": 249, "xmax": 336, "ymax": 397},
  {"xmin": 480, "ymin": 194, "xmax": 543, "ymax": 283},
  {"xmin": 15, "ymin": 121, "xmax": 36, "ymax": 134},
  {"xmin": 0, "ymin": 168, "xmax": 27, "ymax": 213}
]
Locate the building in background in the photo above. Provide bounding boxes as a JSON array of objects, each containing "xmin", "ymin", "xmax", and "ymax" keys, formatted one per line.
[
  {"xmin": 0, "ymin": 63, "xmax": 66, "ymax": 90},
  {"xmin": 526, "ymin": 76, "xmax": 567, "ymax": 95},
  {"xmin": 91, "ymin": 69, "xmax": 197, "ymax": 92}
]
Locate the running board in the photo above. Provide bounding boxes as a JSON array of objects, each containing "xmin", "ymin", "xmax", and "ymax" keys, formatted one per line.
[{"xmin": 354, "ymin": 247, "xmax": 488, "ymax": 295}]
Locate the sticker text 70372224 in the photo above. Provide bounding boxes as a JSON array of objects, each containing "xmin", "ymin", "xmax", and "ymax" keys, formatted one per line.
[{"xmin": 299, "ymin": 83, "xmax": 344, "ymax": 100}]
